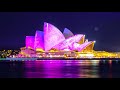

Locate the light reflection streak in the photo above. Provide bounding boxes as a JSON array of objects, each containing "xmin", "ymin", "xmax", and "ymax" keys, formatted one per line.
[{"xmin": 24, "ymin": 60, "xmax": 100, "ymax": 78}]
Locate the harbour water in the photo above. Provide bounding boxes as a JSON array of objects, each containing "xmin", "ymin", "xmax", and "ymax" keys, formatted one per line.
[{"xmin": 0, "ymin": 59, "xmax": 120, "ymax": 78}]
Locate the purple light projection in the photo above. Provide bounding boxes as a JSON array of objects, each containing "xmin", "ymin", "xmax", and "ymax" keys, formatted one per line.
[
  {"xmin": 25, "ymin": 22, "xmax": 95, "ymax": 51},
  {"xmin": 44, "ymin": 22, "xmax": 65, "ymax": 51},
  {"xmin": 71, "ymin": 43, "xmax": 80, "ymax": 50},
  {"xmin": 53, "ymin": 34, "xmax": 84, "ymax": 50},
  {"xmin": 63, "ymin": 28, "xmax": 74, "ymax": 39},
  {"xmin": 26, "ymin": 36, "xmax": 35, "ymax": 49},
  {"xmin": 34, "ymin": 31, "xmax": 44, "ymax": 50}
]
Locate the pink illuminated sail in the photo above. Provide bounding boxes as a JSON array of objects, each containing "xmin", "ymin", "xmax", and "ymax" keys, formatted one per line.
[
  {"xmin": 53, "ymin": 34, "xmax": 84, "ymax": 50},
  {"xmin": 63, "ymin": 28, "xmax": 74, "ymax": 39},
  {"xmin": 34, "ymin": 30, "xmax": 44, "ymax": 50},
  {"xmin": 44, "ymin": 22, "xmax": 65, "ymax": 51},
  {"xmin": 25, "ymin": 36, "xmax": 35, "ymax": 49}
]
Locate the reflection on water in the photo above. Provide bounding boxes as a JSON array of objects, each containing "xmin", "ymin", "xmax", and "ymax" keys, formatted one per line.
[
  {"xmin": 24, "ymin": 60, "xmax": 100, "ymax": 78},
  {"xmin": 0, "ymin": 60, "xmax": 120, "ymax": 78}
]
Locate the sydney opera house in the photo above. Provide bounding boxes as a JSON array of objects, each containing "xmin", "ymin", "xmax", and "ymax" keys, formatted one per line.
[
  {"xmin": 25, "ymin": 22, "xmax": 95, "ymax": 51},
  {"xmin": 17, "ymin": 22, "xmax": 97, "ymax": 58}
]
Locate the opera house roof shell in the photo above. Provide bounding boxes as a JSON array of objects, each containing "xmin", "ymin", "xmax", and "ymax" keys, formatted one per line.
[{"xmin": 25, "ymin": 22, "xmax": 95, "ymax": 52}]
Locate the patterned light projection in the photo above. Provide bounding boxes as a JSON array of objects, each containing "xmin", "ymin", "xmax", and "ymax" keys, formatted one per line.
[
  {"xmin": 78, "ymin": 35, "xmax": 85, "ymax": 44},
  {"xmin": 77, "ymin": 41, "xmax": 95, "ymax": 52},
  {"xmin": 44, "ymin": 22, "xmax": 65, "ymax": 51},
  {"xmin": 34, "ymin": 31, "xmax": 44, "ymax": 50},
  {"xmin": 25, "ymin": 22, "xmax": 95, "ymax": 52},
  {"xmin": 52, "ymin": 34, "xmax": 85, "ymax": 50},
  {"xmin": 26, "ymin": 36, "xmax": 35, "ymax": 49},
  {"xmin": 63, "ymin": 28, "xmax": 74, "ymax": 39}
]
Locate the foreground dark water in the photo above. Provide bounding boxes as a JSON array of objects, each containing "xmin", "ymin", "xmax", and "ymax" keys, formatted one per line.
[{"xmin": 0, "ymin": 60, "xmax": 120, "ymax": 78}]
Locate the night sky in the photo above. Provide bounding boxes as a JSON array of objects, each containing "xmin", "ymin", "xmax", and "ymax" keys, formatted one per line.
[{"xmin": 0, "ymin": 12, "xmax": 120, "ymax": 52}]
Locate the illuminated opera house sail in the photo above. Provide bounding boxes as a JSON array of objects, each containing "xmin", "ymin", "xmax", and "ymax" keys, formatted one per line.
[{"xmin": 25, "ymin": 22, "xmax": 96, "ymax": 52}]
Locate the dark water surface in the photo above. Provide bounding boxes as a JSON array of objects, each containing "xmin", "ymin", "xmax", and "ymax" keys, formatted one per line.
[{"xmin": 0, "ymin": 60, "xmax": 120, "ymax": 78}]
